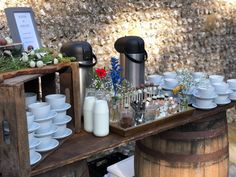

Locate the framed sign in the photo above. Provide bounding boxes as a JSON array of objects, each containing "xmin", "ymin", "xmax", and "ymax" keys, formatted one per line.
[{"xmin": 5, "ymin": 7, "xmax": 42, "ymax": 50}]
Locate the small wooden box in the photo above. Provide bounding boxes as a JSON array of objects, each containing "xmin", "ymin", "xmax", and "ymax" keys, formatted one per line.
[{"xmin": 0, "ymin": 62, "xmax": 81, "ymax": 177}]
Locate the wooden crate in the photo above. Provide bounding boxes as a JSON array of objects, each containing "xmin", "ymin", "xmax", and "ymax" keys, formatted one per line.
[{"xmin": 0, "ymin": 62, "xmax": 81, "ymax": 177}]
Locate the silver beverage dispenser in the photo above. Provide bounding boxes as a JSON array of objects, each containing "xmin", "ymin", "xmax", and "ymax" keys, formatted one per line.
[
  {"xmin": 114, "ymin": 36, "xmax": 148, "ymax": 87},
  {"xmin": 60, "ymin": 41, "xmax": 97, "ymax": 113}
]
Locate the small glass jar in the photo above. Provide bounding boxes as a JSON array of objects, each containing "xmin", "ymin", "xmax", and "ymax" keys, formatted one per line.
[
  {"xmin": 178, "ymin": 93, "xmax": 188, "ymax": 111},
  {"xmin": 119, "ymin": 106, "xmax": 134, "ymax": 129},
  {"xmin": 93, "ymin": 90, "xmax": 109, "ymax": 137},
  {"xmin": 109, "ymin": 96, "xmax": 121, "ymax": 123}
]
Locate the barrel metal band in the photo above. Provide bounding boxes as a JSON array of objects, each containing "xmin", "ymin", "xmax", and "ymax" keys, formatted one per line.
[
  {"xmin": 159, "ymin": 125, "xmax": 227, "ymax": 140},
  {"xmin": 136, "ymin": 142, "xmax": 228, "ymax": 163}
]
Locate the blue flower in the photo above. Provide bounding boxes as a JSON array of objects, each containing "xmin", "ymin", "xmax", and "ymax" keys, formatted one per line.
[{"xmin": 110, "ymin": 57, "xmax": 124, "ymax": 96}]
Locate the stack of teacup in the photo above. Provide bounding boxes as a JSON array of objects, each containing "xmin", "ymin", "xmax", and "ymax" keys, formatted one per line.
[
  {"xmin": 209, "ymin": 75, "xmax": 232, "ymax": 105},
  {"xmin": 25, "ymin": 92, "xmax": 42, "ymax": 165},
  {"xmin": 161, "ymin": 71, "xmax": 178, "ymax": 97},
  {"xmin": 26, "ymin": 112, "xmax": 41, "ymax": 165},
  {"xmin": 45, "ymin": 94, "xmax": 72, "ymax": 139},
  {"xmin": 227, "ymin": 79, "xmax": 236, "ymax": 101},
  {"xmin": 192, "ymin": 85, "xmax": 217, "ymax": 110},
  {"xmin": 28, "ymin": 102, "xmax": 59, "ymax": 153}
]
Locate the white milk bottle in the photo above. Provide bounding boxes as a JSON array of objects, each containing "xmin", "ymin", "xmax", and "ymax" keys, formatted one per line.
[
  {"xmin": 93, "ymin": 91, "xmax": 109, "ymax": 137},
  {"xmin": 83, "ymin": 88, "xmax": 96, "ymax": 132}
]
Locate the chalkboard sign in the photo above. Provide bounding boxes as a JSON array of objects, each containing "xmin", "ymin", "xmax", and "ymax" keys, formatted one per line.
[{"xmin": 5, "ymin": 7, "xmax": 42, "ymax": 50}]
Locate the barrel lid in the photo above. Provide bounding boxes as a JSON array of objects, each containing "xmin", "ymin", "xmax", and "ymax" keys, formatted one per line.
[{"xmin": 114, "ymin": 36, "xmax": 145, "ymax": 54}]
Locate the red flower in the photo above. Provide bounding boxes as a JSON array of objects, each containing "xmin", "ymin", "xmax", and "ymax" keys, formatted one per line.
[{"xmin": 95, "ymin": 68, "xmax": 107, "ymax": 78}]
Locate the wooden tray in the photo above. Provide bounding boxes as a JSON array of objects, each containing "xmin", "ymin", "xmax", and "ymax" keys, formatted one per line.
[{"xmin": 110, "ymin": 107, "xmax": 195, "ymax": 137}]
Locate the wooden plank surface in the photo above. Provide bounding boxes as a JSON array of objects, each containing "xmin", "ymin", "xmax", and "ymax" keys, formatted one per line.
[
  {"xmin": 31, "ymin": 102, "xmax": 236, "ymax": 176},
  {"xmin": 0, "ymin": 62, "xmax": 72, "ymax": 83}
]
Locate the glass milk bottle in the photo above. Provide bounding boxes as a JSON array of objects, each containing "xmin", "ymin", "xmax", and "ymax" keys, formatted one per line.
[
  {"xmin": 83, "ymin": 88, "xmax": 96, "ymax": 132},
  {"xmin": 93, "ymin": 91, "xmax": 109, "ymax": 137}
]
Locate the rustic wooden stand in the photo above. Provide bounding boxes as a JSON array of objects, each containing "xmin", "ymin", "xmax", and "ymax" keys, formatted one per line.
[
  {"xmin": 0, "ymin": 63, "xmax": 235, "ymax": 177},
  {"xmin": 0, "ymin": 62, "xmax": 82, "ymax": 177}
]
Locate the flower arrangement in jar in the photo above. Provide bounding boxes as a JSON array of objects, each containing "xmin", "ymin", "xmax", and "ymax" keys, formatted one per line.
[{"xmin": 173, "ymin": 69, "xmax": 195, "ymax": 111}]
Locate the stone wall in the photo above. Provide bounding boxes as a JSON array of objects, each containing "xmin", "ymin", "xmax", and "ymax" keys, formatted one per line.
[{"xmin": 1, "ymin": 0, "xmax": 236, "ymax": 77}]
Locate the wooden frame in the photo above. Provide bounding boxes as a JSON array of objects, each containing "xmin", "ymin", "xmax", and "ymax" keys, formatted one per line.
[{"xmin": 5, "ymin": 7, "xmax": 41, "ymax": 50}]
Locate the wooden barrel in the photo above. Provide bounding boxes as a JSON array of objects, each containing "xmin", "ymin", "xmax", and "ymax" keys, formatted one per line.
[{"xmin": 135, "ymin": 111, "xmax": 229, "ymax": 177}]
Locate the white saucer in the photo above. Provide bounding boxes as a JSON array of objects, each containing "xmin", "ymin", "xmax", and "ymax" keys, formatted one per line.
[
  {"xmin": 229, "ymin": 96, "xmax": 236, "ymax": 101},
  {"xmin": 34, "ymin": 126, "xmax": 57, "ymax": 137},
  {"xmin": 52, "ymin": 103, "xmax": 71, "ymax": 112},
  {"xmin": 215, "ymin": 99, "xmax": 231, "ymax": 105},
  {"xmin": 193, "ymin": 92, "xmax": 217, "ymax": 99},
  {"xmin": 52, "ymin": 128, "xmax": 72, "ymax": 139},
  {"xmin": 30, "ymin": 151, "xmax": 42, "ymax": 165},
  {"xmin": 29, "ymin": 138, "xmax": 41, "ymax": 149},
  {"xmin": 229, "ymin": 87, "xmax": 236, "ymax": 91},
  {"xmin": 54, "ymin": 115, "xmax": 72, "ymax": 125},
  {"xmin": 159, "ymin": 82, "xmax": 175, "ymax": 90},
  {"xmin": 28, "ymin": 122, "xmax": 40, "ymax": 133},
  {"xmin": 34, "ymin": 110, "xmax": 57, "ymax": 122},
  {"xmin": 192, "ymin": 103, "xmax": 217, "ymax": 110},
  {"xmin": 216, "ymin": 89, "xmax": 233, "ymax": 95},
  {"xmin": 35, "ymin": 139, "xmax": 59, "ymax": 152}
]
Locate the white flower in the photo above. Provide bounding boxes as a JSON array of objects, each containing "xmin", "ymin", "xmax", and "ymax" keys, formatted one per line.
[
  {"xmin": 29, "ymin": 61, "xmax": 36, "ymax": 68},
  {"xmin": 36, "ymin": 53, "xmax": 42, "ymax": 59},
  {"xmin": 36, "ymin": 60, "xmax": 44, "ymax": 68},
  {"xmin": 22, "ymin": 53, "xmax": 28, "ymax": 62},
  {"xmin": 58, "ymin": 53, "xmax": 63, "ymax": 59},
  {"xmin": 5, "ymin": 37, "xmax": 13, "ymax": 44},
  {"xmin": 53, "ymin": 58, "xmax": 59, "ymax": 64},
  {"xmin": 3, "ymin": 50, "xmax": 12, "ymax": 56},
  {"xmin": 29, "ymin": 50, "xmax": 35, "ymax": 56}
]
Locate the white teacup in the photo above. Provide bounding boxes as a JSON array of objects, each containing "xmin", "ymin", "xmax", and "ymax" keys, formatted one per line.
[
  {"xmin": 28, "ymin": 131, "xmax": 35, "ymax": 145},
  {"xmin": 29, "ymin": 148, "xmax": 36, "ymax": 163},
  {"xmin": 26, "ymin": 112, "xmax": 35, "ymax": 129},
  {"xmin": 195, "ymin": 98, "xmax": 214, "ymax": 107},
  {"xmin": 28, "ymin": 102, "xmax": 51, "ymax": 119},
  {"xmin": 35, "ymin": 134, "xmax": 53, "ymax": 149},
  {"xmin": 45, "ymin": 94, "xmax": 66, "ymax": 109},
  {"xmin": 196, "ymin": 86, "xmax": 215, "ymax": 98},
  {"xmin": 147, "ymin": 75, "xmax": 163, "ymax": 85},
  {"xmin": 53, "ymin": 124, "xmax": 67, "ymax": 137},
  {"xmin": 163, "ymin": 71, "xmax": 177, "ymax": 79},
  {"xmin": 209, "ymin": 75, "xmax": 224, "ymax": 84},
  {"xmin": 227, "ymin": 79, "xmax": 236, "ymax": 90},
  {"xmin": 53, "ymin": 110, "xmax": 67, "ymax": 124},
  {"xmin": 25, "ymin": 92, "xmax": 37, "ymax": 109},
  {"xmin": 164, "ymin": 78, "xmax": 178, "ymax": 89},
  {"xmin": 230, "ymin": 91, "xmax": 236, "ymax": 99},
  {"xmin": 212, "ymin": 82, "xmax": 229, "ymax": 94},
  {"xmin": 35, "ymin": 118, "xmax": 53, "ymax": 134},
  {"xmin": 192, "ymin": 72, "xmax": 206, "ymax": 80},
  {"xmin": 214, "ymin": 95, "xmax": 228, "ymax": 103}
]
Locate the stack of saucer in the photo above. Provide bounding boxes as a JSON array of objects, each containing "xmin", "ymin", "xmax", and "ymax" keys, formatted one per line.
[
  {"xmin": 212, "ymin": 82, "xmax": 232, "ymax": 105},
  {"xmin": 28, "ymin": 102, "xmax": 59, "ymax": 153},
  {"xmin": 26, "ymin": 112, "xmax": 41, "ymax": 165},
  {"xmin": 192, "ymin": 86, "xmax": 217, "ymax": 110},
  {"xmin": 45, "ymin": 94, "xmax": 72, "ymax": 139},
  {"xmin": 227, "ymin": 79, "xmax": 236, "ymax": 101}
]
